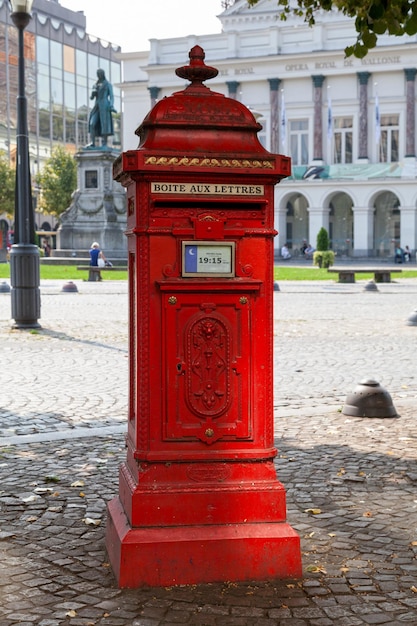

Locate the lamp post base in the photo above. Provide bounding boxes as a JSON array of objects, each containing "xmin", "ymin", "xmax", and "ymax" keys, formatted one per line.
[{"xmin": 10, "ymin": 243, "xmax": 41, "ymax": 329}]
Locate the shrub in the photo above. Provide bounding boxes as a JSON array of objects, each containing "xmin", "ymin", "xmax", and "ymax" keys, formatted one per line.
[
  {"xmin": 316, "ymin": 227, "xmax": 329, "ymax": 251},
  {"xmin": 313, "ymin": 250, "xmax": 335, "ymax": 268}
]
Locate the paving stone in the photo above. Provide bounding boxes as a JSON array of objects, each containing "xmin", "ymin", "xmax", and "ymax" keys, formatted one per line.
[
  {"xmin": 1, "ymin": 279, "xmax": 417, "ymax": 625},
  {"xmin": 360, "ymin": 614, "xmax": 395, "ymax": 624},
  {"xmin": 132, "ymin": 619, "xmax": 162, "ymax": 626},
  {"xmin": 230, "ymin": 606, "xmax": 265, "ymax": 617}
]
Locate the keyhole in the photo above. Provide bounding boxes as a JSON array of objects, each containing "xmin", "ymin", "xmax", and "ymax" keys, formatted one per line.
[{"xmin": 176, "ymin": 363, "xmax": 182, "ymax": 372}]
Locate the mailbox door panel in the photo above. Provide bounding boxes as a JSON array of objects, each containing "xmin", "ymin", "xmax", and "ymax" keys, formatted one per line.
[{"xmin": 162, "ymin": 292, "xmax": 253, "ymax": 445}]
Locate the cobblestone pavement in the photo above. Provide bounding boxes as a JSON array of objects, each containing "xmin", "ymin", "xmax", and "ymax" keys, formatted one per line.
[{"xmin": 0, "ymin": 277, "xmax": 417, "ymax": 625}]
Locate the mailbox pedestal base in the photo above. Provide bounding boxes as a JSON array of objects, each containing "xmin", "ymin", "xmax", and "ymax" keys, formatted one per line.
[{"xmin": 106, "ymin": 497, "xmax": 302, "ymax": 588}]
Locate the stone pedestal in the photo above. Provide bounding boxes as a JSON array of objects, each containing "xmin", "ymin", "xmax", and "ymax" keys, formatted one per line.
[{"xmin": 57, "ymin": 149, "xmax": 127, "ymax": 259}]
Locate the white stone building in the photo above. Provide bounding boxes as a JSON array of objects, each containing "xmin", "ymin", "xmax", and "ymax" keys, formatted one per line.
[{"xmin": 118, "ymin": 0, "xmax": 417, "ymax": 258}]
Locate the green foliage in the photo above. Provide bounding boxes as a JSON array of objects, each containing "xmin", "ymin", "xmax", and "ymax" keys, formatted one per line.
[
  {"xmin": 314, "ymin": 228, "xmax": 334, "ymax": 267},
  {"xmin": 313, "ymin": 251, "xmax": 323, "ymax": 267},
  {"xmin": 0, "ymin": 151, "xmax": 16, "ymax": 217},
  {"xmin": 36, "ymin": 146, "xmax": 77, "ymax": 218},
  {"xmin": 247, "ymin": 0, "xmax": 417, "ymax": 57},
  {"xmin": 323, "ymin": 250, "xmax": 335, "ymax": 268},
  {"xmin": 316, "ymin": 227, "xmax": 329, "ymax": 251},
  {"xmin": 313, "ymin": 250, "xmax": 335, "ymax": 268}
]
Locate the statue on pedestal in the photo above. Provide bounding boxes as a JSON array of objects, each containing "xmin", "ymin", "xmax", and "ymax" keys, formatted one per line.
[
  {"xmin": 86, "ymin": 69, "xmax": 117, "ymax": 150},
  {"xmin": 56, "ymin": 69, "xmax": 126, "ymax": 259}
]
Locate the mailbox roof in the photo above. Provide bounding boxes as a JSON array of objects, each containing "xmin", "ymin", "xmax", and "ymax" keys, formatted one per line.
[{"xmin": 135, "ymin": 45, "xmax": 268, "ymax": 156}]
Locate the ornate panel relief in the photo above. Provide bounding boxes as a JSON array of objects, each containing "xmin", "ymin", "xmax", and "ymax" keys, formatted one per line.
[
  {"xmin": 162, "ymin": 291, "xmax": 254, "ymax": 445},
  {"xmin": 185, "ymin": 314, "xmax": 231, "ymax": 418}
]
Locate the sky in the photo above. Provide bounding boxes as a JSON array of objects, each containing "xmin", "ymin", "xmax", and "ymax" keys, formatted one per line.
[{"xmin": 59, "ymin": 0, "xmax": 225, "ymax": 52}]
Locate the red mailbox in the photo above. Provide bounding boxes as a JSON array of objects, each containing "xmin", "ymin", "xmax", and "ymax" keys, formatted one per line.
[{"xmin": 106, "ymin": 46, "xmax": 302, "ymax": 588}]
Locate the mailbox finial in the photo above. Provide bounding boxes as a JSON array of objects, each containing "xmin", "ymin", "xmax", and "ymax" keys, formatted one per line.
[{"xmin": 175, "ymin": 45, "xmax": 218, "ymax": 88}]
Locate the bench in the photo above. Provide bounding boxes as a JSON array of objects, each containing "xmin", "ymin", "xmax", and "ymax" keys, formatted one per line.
[
  {"xmin": 327, "ymin": 267, "xmax": 402, "ymax": 283},
  {"xmin": 77, "ymin": 266, "xmax": 126, "ymax": 282}
]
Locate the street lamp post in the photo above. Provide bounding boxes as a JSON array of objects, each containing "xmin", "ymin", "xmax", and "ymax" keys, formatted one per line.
[{"xmin": 9, "ymin": 0, "xmax": 40, "ymax": 329}]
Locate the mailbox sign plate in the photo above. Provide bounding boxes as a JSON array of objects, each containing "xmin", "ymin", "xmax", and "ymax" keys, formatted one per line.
[{"xmin": 182, "ymin": 241, "xmax": 235, "ymax": 277}]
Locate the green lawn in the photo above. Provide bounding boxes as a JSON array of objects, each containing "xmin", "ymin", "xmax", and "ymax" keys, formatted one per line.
[
  {"xmin": 1, "ymin": 264, "xmax": 417, "ymax": 282},
  {"xmin": 274, "ymin": 266, "xmax": 417, "ymax": 281},
  {"xmin": 0, "ymin": 264, "xmax": 128, "ymax": 280}
]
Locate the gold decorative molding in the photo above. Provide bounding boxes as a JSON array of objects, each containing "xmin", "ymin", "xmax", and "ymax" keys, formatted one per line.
[{"xmin": 145, "ymin": 156, "xmax": 274, "ymax": 169}]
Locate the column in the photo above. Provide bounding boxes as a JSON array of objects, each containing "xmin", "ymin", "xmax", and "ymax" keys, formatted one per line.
[
  {"xmin": 312, "ymin": 75, "xmax": 325, "ymax": 162},
  {"xmin": 404, "ymin": 69, "xmax": 417, "ymax": 157},
  {"xmin": 274, "ymin": 196, "xmax": 287, "ymax": 254},
  {"xmin": 148, "ymin": 86, "xmax": 160, "ymax": 108},
  {"xmin": 268, "ymin": 78, "xmax": 281, "ymax": 153},
  {"xmin": 357, "ymin": 72, "xmax": 370, "ymax": 161},
  {"xmin": 308, "ymin": 206, "xmax": 329, "ymax": 247},
  {"xmin": 352, "ymin": 206, "xmax": 373, "ymax": 256},
  {"xmin": 400, "ymin": 207, "xmax": 417, "ymax": 252},
  {"xmin": 226, "ymin": 81, "xmax": 240, "ymax": 100}
]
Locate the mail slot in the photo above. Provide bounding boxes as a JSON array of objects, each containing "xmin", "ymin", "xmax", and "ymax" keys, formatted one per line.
[{"xmin": 106, "ymin": 45, "xmax": 302, "ymax": 588}]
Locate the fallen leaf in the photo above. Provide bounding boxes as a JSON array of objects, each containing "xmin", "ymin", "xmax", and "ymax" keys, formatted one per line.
[
  {"xmin": 411, "ymin": 586, "xmax": 417, "ymax": 593},
  {"xmin": 305, "ymin": 508, "xmax": 322, "ymax": 515},
  {"xmin": 410, "ymin": 541, "xmax": 417, "ymax": 546},
  {"xmin": 340, "ymin": 567, "xmax": 349, "ymax": 573},
  {"xmin": 44, "ymin": 475, "xmax": 60, "ymax": 483},
  {"xmin": 66, "ymin": 609, "xmax": 77, "ymax": 617},
  {"xmin": 306, "ymin": 565, "xmax": 327, "ymax": 573},
  {"xmin": 71, "ymin": 480, "xmax": 85, "ymax": 488},
  {"xmin": 25, "ymin": 516, "xmax": 38, "ymax": 523},
  {"xmin": 363, "ymin": 511, "xmax": 373, "ymax": 517},
  {"xmin": 79, "ymin": 492, "xmax": 85, "ymax": 498},
  {"xmin": 34, "ymin": 487, "xmax": 54, "ymax": 494}
]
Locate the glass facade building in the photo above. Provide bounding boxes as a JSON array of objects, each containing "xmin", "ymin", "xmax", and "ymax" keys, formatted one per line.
[
  {"xmin": 0, "ymin": 0, "xmax": 121, "ymax": 250},
  {"xmin": 0, "ymin": 0, "xmax": 121, "ymax": 175}
]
